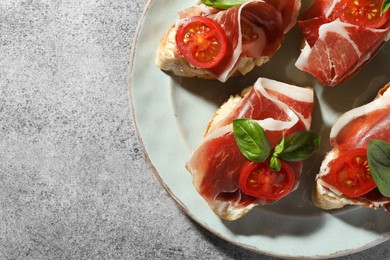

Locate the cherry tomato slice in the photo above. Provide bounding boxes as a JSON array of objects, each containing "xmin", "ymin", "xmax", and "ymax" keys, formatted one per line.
[
  {"xmin": 331, "ymin": 0, "xmax": 389, "ymax": 28},
  {"xmin": 238, "ymin": 161, "xmax": 295, "ymax": 200},
  {"xmin": 175, "ymin": 16, "xmax": 228, "ymax": 69},
  {"xmin": 325, "ymin": 148, "xmax": 376, "ymax": 198}
]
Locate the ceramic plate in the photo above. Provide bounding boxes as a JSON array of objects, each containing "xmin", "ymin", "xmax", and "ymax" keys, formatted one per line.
[{"xmin": 129, "ymin": 0, "xmax": 390, "ymax": 258}]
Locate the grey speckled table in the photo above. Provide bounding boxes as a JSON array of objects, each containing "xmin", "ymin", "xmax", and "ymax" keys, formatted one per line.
[{"xmin": 1, "ymin": 1, "xmax": 389, "ymax": 259}]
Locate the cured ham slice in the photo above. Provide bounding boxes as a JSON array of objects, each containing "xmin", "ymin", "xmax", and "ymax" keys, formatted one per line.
[
  {"xmin": 295, "ymin": 0, "xmax": 390, "ymax": 86},
  {"xmin": 156, "ymin": 0, "xmax": 301, "ymax": 82},
  {"xmin": 206, "ymin": 0, "xmax": 301, "ymax": 81},
  {"xmin": 186, "ymin": 78, "xmax": 314, "ymax": 220},
  {"xmin": 314, "ymin": 83, "xmax": 390, "ymax": 210}
]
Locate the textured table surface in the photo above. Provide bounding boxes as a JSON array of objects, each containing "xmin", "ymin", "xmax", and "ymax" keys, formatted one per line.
[{"xmin": 1, "ymin": 0, "xmax": 389, "ymax": 259}]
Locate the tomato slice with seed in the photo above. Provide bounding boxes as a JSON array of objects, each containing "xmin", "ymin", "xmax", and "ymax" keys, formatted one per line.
[
  {"xmin": 175, "ymin": 16, "xmax": 228, "ymax": 69},
  {"xmin": 238, "ymin": 161, "xmax": 295, "ymax": 200},
  {"xmin": 331, "ymin": 0, "xmax": 389, "ymax": 28},
  {"xmin": 325, "ymin": 148, "xmax": 376, "ymax": 198}
]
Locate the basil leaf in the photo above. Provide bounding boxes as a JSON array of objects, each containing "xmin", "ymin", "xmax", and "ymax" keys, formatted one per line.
[
  {"xmin": 201, "ymin": 0, "xmax": 247, "ymax": 9},
  {"xmin": 233, "ymin": 119, "xmax": 270, "ymax": 162},
  {"xmin": 367, "ymin": 140, "xmax": 390, "ymax": 197},
  {"xmin": 280, "ymin": 131, "xmax": 321, "ymax": 162},
  {"xmin": 269, "ymin": 134, "xmax": 284, "ymax": 171},
  {"xmin": 270, "ymin": 156, "xmax": 281, "ymax": 172},
  {"xmin": 273, "ymin": 134, "xmax": 285, "ymax": 156},
  {"xmin": 382, "ymin": 0, "xmax": 390, "ymax": 13}
]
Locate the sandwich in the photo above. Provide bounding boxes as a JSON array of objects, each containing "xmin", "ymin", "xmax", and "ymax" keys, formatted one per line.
[
  {"xmin": 295, "ymin": 0, "xmax": 390, "ymax": 86},
  {"xmin": 156, "ymin": 0, "xmax": 301, "ymax": 82},
  {"xmin": 186, "ymin": 77, "xmax": 320, "ymax": 220},
  {"xmin": 313, "ymin": 82, "xmax": 390, "ymax": 211}
]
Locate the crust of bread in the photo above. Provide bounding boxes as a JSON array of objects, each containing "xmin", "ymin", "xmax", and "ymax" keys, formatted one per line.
[
  {"xmin": 312, "ymin": 182, "xmax": 384, "ymax": 210},
  {"xmin": 312, "ymin": 188, "xmax": 344, "ymax": 210},
  {"xmin": 312, "ymin": 183, "xmax": 352, "ymax": 210},
  {"xmin": 156, "ymin": 25, "xmax": 270, "ymax": 80}
]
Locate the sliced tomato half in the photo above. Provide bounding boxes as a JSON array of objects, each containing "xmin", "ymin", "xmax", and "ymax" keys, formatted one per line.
[
  {"xmin": 175, "ymin": 16, "xmax": 228, "ymax": 69},
  {"xmin": 324, "ymin": 148, "xmax": 376, "ymax": 198},
  {"xmin": 331, "ymin": 0, "xmax": 389, "ymax": 28},
  {"xmin": 238, "ymin": 161, "xmax": 295, "ymax": 200}
]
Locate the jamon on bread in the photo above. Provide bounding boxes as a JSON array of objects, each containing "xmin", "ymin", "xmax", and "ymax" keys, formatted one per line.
[
  {"xmin": 156, "ymin": 0, "xmax": 301, "ymax": 82},
  {"xmin": 186, "ymin": 78, "xmax": 318, "ymax": 220},
  {"xmin": 313, "ymin": 83, "xmax": 390, "ymax": 211},
  {"xmin": 295, "ymin": 0, "xmax": 390, "ymax": 86}
]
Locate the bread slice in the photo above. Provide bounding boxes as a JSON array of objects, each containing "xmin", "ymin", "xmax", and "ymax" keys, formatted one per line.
[
  {"xmin": 312, "ymin": 83, "xmax": 390, "ymax": 211},
  {"xmin": 155, "ymin": 25, "xmax": 270, "ymax": 80},
  {"xmin": 312, "ymin": 175, "xmax": 384, "ymax": 210}
]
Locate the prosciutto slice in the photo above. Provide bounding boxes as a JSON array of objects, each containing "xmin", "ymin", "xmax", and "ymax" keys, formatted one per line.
[
  {"xmin": 177, "ymin": 0, "xmax": 301, "ymax": 82},
  {"xmin": 295, "ymin": 0, "xmax": 390, "ymax": 86},
  {"xmin": 317, "ymin": 84, "xmax": 390, "ymax": 209},
  {"xmin": 186, "ymin": 78, "xmax": 314, "ymax": 220}
]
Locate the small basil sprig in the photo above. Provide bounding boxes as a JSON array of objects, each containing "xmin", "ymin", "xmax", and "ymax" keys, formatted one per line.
[
  {"xmin": 280, "ymin": 131, "xmax": 322, "ymax": 162},
  {"xmin": 270, "ymin": 134, "xmax": 285, "ymax": 171},
  {"xmin": 270, "ymin": 131, "xmax": 321, "ymax": 171},
  {"xmin": 201, "ymin": 0, "xmax": 248, "ymax": 9},
  {"xmin": 382, "ymin": 0, "xmax": 390, "ymax": 13},
  {"xmin": 367, "ymin": 140, "xmax": 390, "ymax": 197},
  {"xmin": 233, "ymin": 119, "xmax": 321, "ymax": 171}
]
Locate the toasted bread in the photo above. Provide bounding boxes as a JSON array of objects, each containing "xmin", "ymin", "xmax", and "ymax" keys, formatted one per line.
[{"xmin": 155, "ymin": 25, "xmax": 270, "ymax": 80}]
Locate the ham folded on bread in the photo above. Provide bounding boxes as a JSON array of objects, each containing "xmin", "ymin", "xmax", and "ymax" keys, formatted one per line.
[
  {"xmin": 156, "ymin": 0, "xmax": 301, "ymax": 82},
  {"xmin": 314, "ymin": 82, "xmax": 390, "ymax": 211},
  {"xmin": 186, "ymin": 78, "xmax": 314, "ymax": 220},
  {"xmin": 296, "ymin": 0, "xmax": 390, "ymax": 86}
]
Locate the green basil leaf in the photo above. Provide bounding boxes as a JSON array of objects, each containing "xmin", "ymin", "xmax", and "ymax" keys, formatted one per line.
[
  {"xmin": 269, "ymin": 134, "xmax": 284, "ymax": 171},
  {"xmin": 367, "ymin": 140, "xmax": 390, "ymax": 197},
  {"xmin": 273, "ymin": 134, "xmax": 285, "ymax": 156},
  {"xmin": 280, "ymin": 131, "xmax": 321, "ymax": 162},
  {"xmin": 201, "ymin": 0, "xmax": 248, "ymax": 9},
  {"xmin": 233, "ymin": 119, "xmax": 270, "ymax": 162},
  {"xmin": 382, "ymin": 0, "xmax": 390, "ymax": 13},
  {"xmin": 270, "ymin": 156, "xmax": 281, "ymax": 172}
]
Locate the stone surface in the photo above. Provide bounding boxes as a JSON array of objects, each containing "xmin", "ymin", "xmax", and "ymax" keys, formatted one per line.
[{"xmin": 0, "ymin": 0, "xmax": 389, "ymax": 259}]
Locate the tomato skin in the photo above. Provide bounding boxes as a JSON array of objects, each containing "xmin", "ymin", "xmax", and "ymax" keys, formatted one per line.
[
  {"xmin": 175, "ymin": 16, "xmax": 228, "ymax": 69},
  {"xmin": 324, "ymin": 148, "xmax": 376, "ymax": 198},
  {"xmin": 238, "ymin": 161, "xmax": 295, "ymax": 200},
  {"xmin": 330, "ymin": 0, "xmax": 390, "ymax": 28}
]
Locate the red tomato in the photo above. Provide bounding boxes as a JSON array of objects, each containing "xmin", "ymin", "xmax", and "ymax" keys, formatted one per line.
[
  {"xmin": 238, "ymin": 161, "xmax": 295, "ymax": 200},
  {"xmin": 175, "ymin": 16, "xmax": 228, "ymax": 69},
  {"xmin": 331, "ymin": 0, "xmax": 389, "ymax": 28},
  {"xmin": 326, "ymin": 148, "xmax": 376, "ymax": 198}
]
